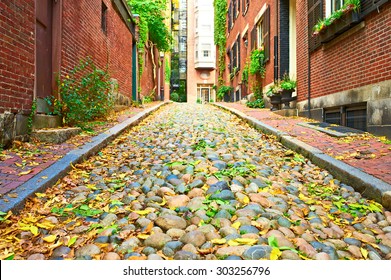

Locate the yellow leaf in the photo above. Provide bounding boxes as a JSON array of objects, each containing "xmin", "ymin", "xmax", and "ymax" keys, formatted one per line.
[
  {"xmin": 360, "ymin": 248, "xmax": 368, "ymax": 259},
  {"xmin": 137, "ymin": 234, "xmax": 150, "ymax": 240},
  {"xmin": 30, "ymin": 225, "xmax": 39, "ymax": 236},
  {"xmin": 15, "ymin": 162, "xmax": 23, "ymax": 167},
  {"xmin": 227, "ymin": 240, "xmax": 240, "ymax": 246},
  {"xmin": 270, "ymin": 248, "xmax": 282, "ymax": 260},
  {"xmin": 299, "ymin": 253, "xmax": 311, "ymax": 260},
  {"xmin": 49, "ymin": 241, "xmax": 63, "ymax": 250},
  {"xmin": 68, "ymin": 236, "xmax": 77, "ymax": 247},
  {"xmin": 7, "ymin": 193, "xmax": 18, "ymax": 198},
  {"xmin": 103, "ymin": 205, "xmax": 110, "ymax": 212},
  {"xmin": 18, "ymin": 170, "xmax": 32, "ymax": 176},
  {"xmin": 211, "ymin": 238, "xmax": 227, "ymax": 245},
  {"xmin": 143, "ymin": 222, "xmax": 154, "ymax": 233},
  {"xmin": 37, "ymin": 221, "xmax": 55, "ymax": 229},
  {"xmin": 233, "ymin": 238, "xmax": 258, "ymax": 245},
  {"xmin": 133, "ymin": 209, "xmax": 151, "ymax": 215},
  {"xmin": 35, "ymin": 193, "xmax": 46, "ymax": 198},
  {"xmin": 156, "ymin": 171, "xmax": 162, "ymax": 177},
  {"xmin": 43, "ymin": 235, "xmax": 57, "ymax": 243},
  {"xmin": 232, "ymin": 221, "xmax": 241, "ymax": 229},
  {"xmin": 41, "ymin": 176, "xmax": 48, "ymax": 179},
  {"xmin": 157, "ymin": 197, "xmax": 166, "ymax": 206}
]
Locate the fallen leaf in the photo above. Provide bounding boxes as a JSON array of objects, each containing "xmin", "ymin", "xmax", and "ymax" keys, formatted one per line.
[
  {"xmin": 43, "ymin": 235, "xmax": 57, "ymax": 243},
  {"xmin": 360, "ymin": 248, "xmax": 368, "ymax": 259},
  {"xmin": 68, "ymin": 236, "xmax": 77, "ymax": 247},
  {"xmin": 7, "ymin": 193, "xmax": 18, "ymax": 198},
  {"xmin": 143, "ymin": 222, "xmax": 154, "ymax": 233},
  {"xmin": 270, "ymin": 247, "xmax": 282, "ymax": 260},
  {"xmin": 30, "ymin": 225, "xmax": 39, "ymax": 236},
  {"xmin": 137, "ymin": 234, "xmax": 150, "ymax": 240},
  {"xmin": 232, "ymin": 238, "xmax": 258, "ymax": 245},
  {"xmin": 211, "ymin": 238, "xmax": 227, "ymax": 245},
  {"xmin": 133, "ymin": 209, "xmax": 151, "ymax": 215},
  {"xmin": 232, "ymin": 221, "xmax": 241, "ymax": 229},
  {"xmin": 18, "ymin": 170, "xmax": 32, "ymax": 176}
]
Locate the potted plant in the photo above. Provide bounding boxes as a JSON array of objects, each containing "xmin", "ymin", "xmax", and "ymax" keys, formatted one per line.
[
  {"xmin": 280, "ymin": 74, "xmax": 297, "ymax": 109},
  {"xmin": 266, "ymin": 82, "xmax": 282, "ymax": 111}
]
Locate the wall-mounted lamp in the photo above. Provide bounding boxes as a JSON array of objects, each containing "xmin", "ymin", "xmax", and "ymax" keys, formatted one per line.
[{"xmin": 244, "ymin": 39, "xmax": 248, "ymax": 47}]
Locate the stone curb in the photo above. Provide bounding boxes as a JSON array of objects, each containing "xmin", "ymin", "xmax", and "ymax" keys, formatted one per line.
[
  {"xmin": 0, "ymin": 102, "xmax": 170, "ymax": 213},
  {"xmin": 212, "ymin": 103, "xmax": 391, "ymax": 210}
]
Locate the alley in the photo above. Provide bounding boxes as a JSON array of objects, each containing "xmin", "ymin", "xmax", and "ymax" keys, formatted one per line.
[{"xmin": 1, "ymin": 103, "xmax": 390, "ymax": 260}]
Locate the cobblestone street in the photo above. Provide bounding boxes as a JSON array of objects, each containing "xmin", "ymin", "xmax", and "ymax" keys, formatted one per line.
[{"xmin": 0, "ymin": 103, "xmax": 390, "ymax": 260}]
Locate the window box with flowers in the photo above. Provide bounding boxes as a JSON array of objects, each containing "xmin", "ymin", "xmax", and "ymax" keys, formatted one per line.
[{"xmin": 312, "ymin": 0, "xmax": 361, "ymax": 43}]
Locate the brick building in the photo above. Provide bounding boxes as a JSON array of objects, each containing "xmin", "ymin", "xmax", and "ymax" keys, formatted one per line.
[
  {"xmin": 220, "ymin": 0, "xmax": 390, "ymax": 138},
  {"xmin": 222, "ymin": 0, "xmax": 297, "ymax": 102},
  {"xmin": 0, "ymin": 0, "xmax": 139, "ymax": 147},
  {"xmin": 298, "ymin": 0, "xmax": 391, "ymax": 137}
]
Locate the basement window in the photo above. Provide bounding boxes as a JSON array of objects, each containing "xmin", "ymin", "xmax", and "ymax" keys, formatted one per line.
[
  {"xmin": 101, "ymin": 2, "xmax": 108, "ymax": 35},
  {"xmin": 324, "ymin": 103, "xmax": 367, "ymax": 132}
]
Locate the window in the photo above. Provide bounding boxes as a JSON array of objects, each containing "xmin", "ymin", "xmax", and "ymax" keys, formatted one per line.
[
  {"xmin": 324, "ymin": 104, "xmax": 367, "ymax": 131},
  {"xmin": 201, "ymin": 44, "xmax": 211, "ymax": 58},
  {"xmin": 230, "ymin": 36, "xmax": 241, "ymax": 73},
  {"xmin": 101, "ymin": 2, "xmax": 108, "ymax": 34},
  {"xmin": 203, "ymin": 50, "xmax": 210, "ymax": 57},
  {"xmin": 242, "ymin": 0, "xmax": 250, "ymax": 15},
  {"xmin": 250, "ymin": 6, "xmax": 270, "ymax": 61},
  {"xmin": 308, "ymin": 0, "xmax": 323, "ymax": 51}
]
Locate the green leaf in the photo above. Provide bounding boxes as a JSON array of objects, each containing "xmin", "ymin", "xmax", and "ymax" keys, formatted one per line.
[{"xmin": 268, "ymin": 236, "xmax": 279, "ymax": 248}]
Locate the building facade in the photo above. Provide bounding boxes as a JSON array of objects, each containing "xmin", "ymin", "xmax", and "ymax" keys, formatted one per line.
[
  {"xmin": 222, "ymin": 0, "xmax": 297, "ymax": 103},
  {"xmin": 0, "ymin": 0, "xmax": 138, "ymax": 147},
  {"xmin": 297, "ymin": 0, "xmax": 391, "ymax": 137},
  {"xmin": 187, "ymin": 0, "xmax": 216, "ymax": 103}
]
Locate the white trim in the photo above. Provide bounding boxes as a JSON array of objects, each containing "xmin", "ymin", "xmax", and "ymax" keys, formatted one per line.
[
  {"xmin": 325, "ymin": 0, "xmax": 332, "ymax": 17},
  {"xmin": 254, "ymin": 4, "xmax": 268, "ymax": 25},
  {"xmin": 241, "ymin": 24, "xmax": 249, "ymax": 37}
]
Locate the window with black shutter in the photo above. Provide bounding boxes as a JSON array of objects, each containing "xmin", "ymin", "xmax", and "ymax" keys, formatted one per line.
[
  {"xmin": 251, "ymin": 27, "xmax": 257, "ymax": 50},
  {"xmin": 228, "ymin": 2, "xmax": 232, "ymax": 31},
  {"xmin": 308, "ymin": 0, "xmax": 323, "ymax": 52},
  {"xmin": 242, "ymin": 0, "xmax": 249, "ymax": 15},
  {"xmin": 262, "ymin": 6, "xmax": 270, "ymax": 62},
  {"xmin": 232, "ymin": 42, "xmax": 237, "ymax": 70},
  {"xmin": 237, "ymin": 36, "xmax": 241, "ymax": 70},
  {"xmin": 360, "ymin": 0, "xmax": 389, "ymax": 18}
]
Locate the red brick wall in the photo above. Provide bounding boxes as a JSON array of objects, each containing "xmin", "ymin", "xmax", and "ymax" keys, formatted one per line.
[
  {"xmin": 0, "ymin": 0, "xmax": 35, "ymax": 114},
  {"xmin": 224, "ymin": 0, "xmax": 276, "ymax": 94},
  {"xmin": 61, "ymin": 0, "xmax": 133, "ymax": 98},
  {"xmin": 297, "ymin": 1, "xmax": 391, "ymax": 102},
  {"xmin": 296, "ymin": 0, "xmax": 309, "ymax": 103}
]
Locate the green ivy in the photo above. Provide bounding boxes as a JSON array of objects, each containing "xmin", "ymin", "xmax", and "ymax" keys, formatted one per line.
[
  {"xmin": 216, "ymin": 85, "xmax": 233, "ymax": 101},
  {"xmin": 214, "ymin": 0, "xmax": 228, "ymax": 86},
  {"xmin": 27, "ymin": 99, "xmax": 37, "ymax": 135},
  {"xmin": 249, "ymin": 49, "xmax": 266, "ymax": 76},
  {"xmin": 165, "ymin": 57, "xmax": 171, "ymax": 83}
]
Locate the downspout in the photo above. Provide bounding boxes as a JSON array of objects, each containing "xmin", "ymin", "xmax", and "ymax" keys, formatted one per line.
[
  {"xmin": 307, "ymin": 45, "xmax": 311, "ymax": 118},
  {"xmin": 274, "ymin": 0, "xmax": 279, "ymax": 81}
]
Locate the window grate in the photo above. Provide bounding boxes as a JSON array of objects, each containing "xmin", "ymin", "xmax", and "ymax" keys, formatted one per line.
[{"xmin": 347, "ymin": 108, "xmax": 367, "ymax": 131}]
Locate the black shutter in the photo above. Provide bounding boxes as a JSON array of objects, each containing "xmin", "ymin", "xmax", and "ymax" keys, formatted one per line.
[
  {"xmin": 360, "ymin": 0, "xmax": 389, "ymax": 18},
  {"xmin": 251, "ymin": 27, "xmax": 257, "ymax": 50},
  {"xmin": 238, "ymin": 37, "xmax": 241, "ymax": 70},
  {"xmin": 262, "ymin": 5, "xmax": 270, "ymax": 62},
  {"xmin": 308, "ymin": 0, "xmax": 323, "ymax": 52},
  {"xmin": 228, "ymin": 2, "xmax": 232, "ymax": 32},
  {"xmin": 233, "ymin": 42, "xmax": 237, "ymax": 69}
]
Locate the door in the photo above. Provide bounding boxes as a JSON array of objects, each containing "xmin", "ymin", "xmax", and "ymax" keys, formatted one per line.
[
  {"xmin": 36, "ymin": 0, "xmax": 53, "ymax": 101},
  {"xmin": 201, "ymin": 88, "xmax": 210, "ymax": 103}
]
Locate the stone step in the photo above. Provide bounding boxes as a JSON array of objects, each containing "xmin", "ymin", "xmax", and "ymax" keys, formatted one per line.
[
  {"xmin": 31, "ymin": 127, "xmax": 81, "ymax": 144},
  {"xmin": 32, "ymin": 114, "xmax": 62, "ymax": 130}
]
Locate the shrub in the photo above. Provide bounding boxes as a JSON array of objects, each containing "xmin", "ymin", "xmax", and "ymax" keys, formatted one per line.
[
  {"xmin": 217, "ymin": 86, "xmax": 233, "ymax": 101},
  {"xmin": 246, "ymin": 99, "xmax": 265, "ymax": 108},
  {"xmin": 57, "ymin": 57, "xmax": 113, "ymax": 125},
  {"xmin": 170, "ymin": 91, "xmax": 179, "ymax": 102}
]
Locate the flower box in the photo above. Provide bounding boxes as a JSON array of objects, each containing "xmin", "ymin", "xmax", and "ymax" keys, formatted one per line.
[{"xmin": 319, "ymin": 11, "xmax": 360, "ymax": 43}]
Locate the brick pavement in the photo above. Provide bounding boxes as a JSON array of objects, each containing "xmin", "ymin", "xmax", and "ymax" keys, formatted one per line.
[
  {"xmin": 219, "ymin": 102, "xmax": 391, "ymax": 185},
  {"xmin": 0, "ymin": 102, "xmax": 161, "ymax": 197}
]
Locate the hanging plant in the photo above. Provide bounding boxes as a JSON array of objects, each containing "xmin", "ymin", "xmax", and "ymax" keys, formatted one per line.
[{"xmin": 249, "ymin": 48, "xmax": 266, "ymax": 77}]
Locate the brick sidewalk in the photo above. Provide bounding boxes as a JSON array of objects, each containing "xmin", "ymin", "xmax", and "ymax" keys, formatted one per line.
[
  {"xmin": 219, "ymin": 102, "xmax": 391, "ymax": 185},
  {"xmin": 0, "ymin": 102, "xmax": 161, "ymax": 197}
]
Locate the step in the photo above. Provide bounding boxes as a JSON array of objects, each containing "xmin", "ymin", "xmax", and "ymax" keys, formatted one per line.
[{"xmin": 31, "ymin": 127, "xmax": 82, "ymax": 144}]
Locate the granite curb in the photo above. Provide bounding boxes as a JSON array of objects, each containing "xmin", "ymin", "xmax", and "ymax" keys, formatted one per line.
[
  {"xmin": 0, "ymin": 102, "xmax": 169, "ymax": 213},
  {"xmin": 213, "ymin": 103, "xmax": 391, "ymax": 210}
]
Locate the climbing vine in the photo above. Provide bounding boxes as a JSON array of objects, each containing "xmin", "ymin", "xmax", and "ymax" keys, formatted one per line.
[
  {"xmin": 214, "ymin": 0, "xmax": 228, "ymax": 86},
  {"xmin": 127, "ymin": 0, "xmax": 172, "ymax": 89},
  {"xmin": 165, "ymin": 57, "xmax": 171, "ymax": 83}
]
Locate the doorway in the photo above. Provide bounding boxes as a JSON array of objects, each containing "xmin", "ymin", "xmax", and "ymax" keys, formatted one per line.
[
  {"xmin": 197, "ymin": 84, "xmax": 215, "ymax": 103},
  {"xmin": 36, "ymin": 0, "xmax": 53, "ymax": 102}
]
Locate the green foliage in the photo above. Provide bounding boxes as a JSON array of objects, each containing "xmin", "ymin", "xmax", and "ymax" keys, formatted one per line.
[
  {"xmin": 27, "ymin": 99, "xmax": 37, "ymax": 134},
  {"xmin": 312, "ymin": 0, "xmax": 361, "ymax": 35},
  {"xmin": 266, "ymin": 81, "xmax": 283, "ymax": 97},
  {"xmin": 214, "ymin": 0, "xmax": 228, "ymax": 85},
  {"xmin": 242, "ymin": 63, "xmax": 249, "ymax": 85},
  {"xmin": 214, "ymin": 163, "xmax": 257, "ymax": 180},
  {"xmin": 191, "ymin": 139, "xmax": 216, "ymax": 151},
  {"xmin": 165, "ymin": 57, "xmax": 171, "ymax": 83},
  {"xmin": 280, "ymin": 74, "xmax": 297, "ymax": 91},
  {"xmin": 246, "ymin": 99, "xmax": 265, "ymax": 108},
  {"xmin": 249, "ymin": 49, "xmax": 266, "ymax": 76},
  {"xmin": 57, "ymin": 57, "xmax": 114, "ymax": 126},
  {"xmin": 142, "ymin": 96, "xmax": 153, "ymax": 103},
  {"xmin": 170, "ymin": 91, "xmax": 179, "ymax": 102},
  {"xmin": 196, "ymin": 98, "xmax": 202, "ymax": 104},
  {"xmin": 216, "ymin": 85, "xmax": 233, "ymax": 101}
]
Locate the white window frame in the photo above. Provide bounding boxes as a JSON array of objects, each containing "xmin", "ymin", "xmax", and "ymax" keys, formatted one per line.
[{"xmin": 326, "ymin": 0, "xmax": 346, "ymax": 17}]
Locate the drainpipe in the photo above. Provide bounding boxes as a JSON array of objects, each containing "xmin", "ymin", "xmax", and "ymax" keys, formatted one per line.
[
  {"xmin": 307, "ymin": 46, "xmax": 311, "ymax": 118},
  {"xmin": 274, "ymin": 0, "xmax": 279, "ymax": 80}
]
